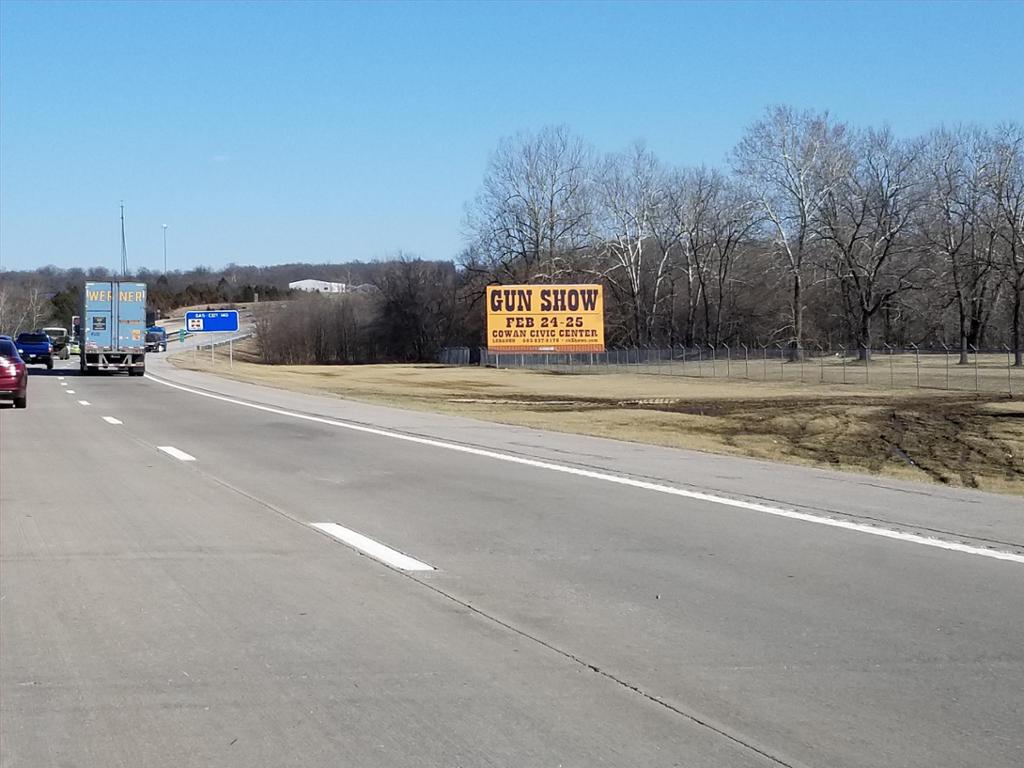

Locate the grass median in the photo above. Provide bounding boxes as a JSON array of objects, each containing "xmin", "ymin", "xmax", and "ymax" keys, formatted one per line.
[{"xmin": 171, "ymin": 342, "xmax": 1024, "ymax": 495}]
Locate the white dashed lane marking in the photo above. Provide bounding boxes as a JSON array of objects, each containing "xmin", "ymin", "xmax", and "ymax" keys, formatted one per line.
[
  {"xmin": 311, "ymin": 523, "xmax": 435, "ymax": 571},
  {"xmin": 157, "ymin": 446, "xmax": 196, "ymax": 462}
]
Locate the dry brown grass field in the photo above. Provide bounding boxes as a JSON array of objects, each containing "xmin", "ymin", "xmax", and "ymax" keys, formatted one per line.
[{"xmin": 172, "ymin": 341, "xmax": 1024, "ymax": 495}]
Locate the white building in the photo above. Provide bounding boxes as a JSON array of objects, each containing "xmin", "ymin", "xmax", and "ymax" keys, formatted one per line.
[{"xmin": 288, "ymin": 279, "xmax": 347, "ymax": 294}]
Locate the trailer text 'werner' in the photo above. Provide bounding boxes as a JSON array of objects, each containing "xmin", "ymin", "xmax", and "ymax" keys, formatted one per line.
[{"xmin": 85, "ymin": 289, "xmax": 146, "ymax": 303}]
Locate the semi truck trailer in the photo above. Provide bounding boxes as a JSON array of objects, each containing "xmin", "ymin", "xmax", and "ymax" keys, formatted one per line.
[{"xmin": 81, "ymin": 281, "xmax": 147, "ymax": 376}]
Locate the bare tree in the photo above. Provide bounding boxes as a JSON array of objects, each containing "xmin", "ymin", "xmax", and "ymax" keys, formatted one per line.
[
  {"xmin": 464, "ymin": 126, "xmax": 593, "ymax": 282},
  {"xmin": 663, "ymin": 168, "xmax": 715, "ymax": 345},
  {"xmin": 593, "ymin": 143, "xmax": 673, "ymax": 345},
  {"xmin": 0, "ymin": 279, "xmax": 50, "ymax": 335},
  {"xmin": 734, "ymin": 106, "xmax": 848, "ymax": 358},
  {"xmin": 707, "ymin": 180, "xmax": 759, "ymax": 345},
  {"xmin": 817, "ymin": 128, "xmax": 926, "ymax": 358},
  {"xmin": 373, "ymin": 256, "xmax": 458, "ymax": 361},
  {"xmin": 659, "ymin": 169, "xmax": 758, "ymax": 345},
  {"xmin": 987, "ymin": 124, "xmax": 1024, "ymax": 365},
  {"xmin": 920, "ymin": 128, "xmax": 1003, "ymax": 363}
]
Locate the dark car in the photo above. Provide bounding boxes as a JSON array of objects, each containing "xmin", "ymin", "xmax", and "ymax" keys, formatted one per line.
[
  {"xmin": 15, "ymin": 332, "xmax": 53, "ymax": 369},
  {"xmin": 145, "ymin": 326, "xmax": 167, "ymax": 353},
  {"xmin": 0, "ymin": 338, "xmax": 28, "ymax": 408}
]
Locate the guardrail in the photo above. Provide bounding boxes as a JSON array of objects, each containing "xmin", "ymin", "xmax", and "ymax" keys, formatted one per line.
[{"xmin": 188, "ymin": 331, "xmax": 253, "ymax": 367}]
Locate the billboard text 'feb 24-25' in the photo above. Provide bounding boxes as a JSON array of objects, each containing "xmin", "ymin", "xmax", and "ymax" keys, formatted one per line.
[{"xmin": 486, "ymin": 284, "xmax": 605, "ymax": 353}]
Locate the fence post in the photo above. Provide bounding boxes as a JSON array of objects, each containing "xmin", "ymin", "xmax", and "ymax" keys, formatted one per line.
[
  {"xmin": 883, "ymin": 344, "xmax": 893, "ymax": 388},
  {"xmin": 776, "ymin": 343, "xmax": 785, "ymax": 380},
  {"xmin": 741, "ymin": 343, "xmax": 749, "ymax": 378},
  {"xmin": 698, "ymin": 345, "xmax": 703, "ymax": 377},
  {"xmin": 941, "ymin": 343, "xmax": 950, "ymax": 390},
  {"xmin": 841, "ymin": 347, "xmax": 847, "ymax": 385},
  {"xmin": 1004, "ymin": 345, "xmax": 1013, "ymax": 396},
  {"xmin": 723, "ymin": 343, "xmax": 731, "ymax": 377},
  {"xmin": 862, "ymin": 345, "xmax": 870, "ymax": 385},
  {"xmin": 762, "ymin": 345, "xmax": 768, "ymax": 380},
  {"xmin": 970, "ymin": 344, "xmax": 979, "ymax": 391},
  {"xmin": 799, "ymin": 345, "xmax": 805, "ymax": 383},
  {"xmin": 816, "ymin": 344, "xmax": 824, "ymax": 383},
  {"xmin": 908, "ymin": 343, "xmax": 920, "ymax": 388},
  {"xmin": 709, "ymin": 344, "xmax": 717, "ymax": 377}
]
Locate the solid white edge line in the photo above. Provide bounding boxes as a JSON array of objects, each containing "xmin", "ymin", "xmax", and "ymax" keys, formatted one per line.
[
  {"xmin": 77, "ymin": 400, "xmax": 91, "ymax": 406},
  {"xmin": 311, "ymin": 522, "xmax": 434, "ymax": 571},
  {"xmin": 145, "ymin": 374, "xmax": 1024, "ymax": 566},
  {"xmin": 102, "ymin": 417, "xmax": 123, "ymax": 424},
  {"xmin": 157, "ymin": 445, "xmax": 196, "ymax": 462}
]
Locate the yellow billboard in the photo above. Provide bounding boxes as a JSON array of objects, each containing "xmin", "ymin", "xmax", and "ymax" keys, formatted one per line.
[{"xmin": 486, "ymin": 284, "xmax": 605, "ymax": 352}]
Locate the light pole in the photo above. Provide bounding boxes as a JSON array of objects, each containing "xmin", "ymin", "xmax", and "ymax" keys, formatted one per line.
[{"xmin": 162, "ymin": 224, "xmax": 168, "ymax": 273}]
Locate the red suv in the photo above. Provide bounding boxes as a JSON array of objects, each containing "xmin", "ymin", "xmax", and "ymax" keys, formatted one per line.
[{"xmin": 0, "ymin": 337, "xmax": 28, "ymax": 409}]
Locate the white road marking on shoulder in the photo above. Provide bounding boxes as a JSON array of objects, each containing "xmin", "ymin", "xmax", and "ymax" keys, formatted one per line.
[
  {"xmin": 65, "ymin": 390, "xmax": 75, "ymax": 394},
  {"xmin": 102, "ymin": 417, "xmax": 123, "ymax": 425},
  {"xmin": 78, "ymin": 400, "xmax": 91, "ymax": 406},
  {"xmin": 58, "ymin": 376, "xmax": 64, "ymax": 380},
  {"xmin": 311, "ymin": 522, "xmax": 434, "ymax": 571},
  {"xmin": 157, "ymin": 446, "xmax": 196, "ymax": 462},
  {"xmin": 146, "ymin": 374, "xmax": 1024, "ymax": 566}
]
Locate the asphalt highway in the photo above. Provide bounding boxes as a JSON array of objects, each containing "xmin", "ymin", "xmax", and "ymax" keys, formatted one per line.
[{"xmin": 1, "ymin": 354, "xmax": 1022, "ymax": 767}]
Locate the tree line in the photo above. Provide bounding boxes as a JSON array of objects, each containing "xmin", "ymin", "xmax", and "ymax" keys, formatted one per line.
[
  {"xmin": 3, "ymin": 106, "xmax": 1021, "ymax": 366},
  {"xmin": 461, "ymin": 110, "xmax": 1023, "ymax": 365}
]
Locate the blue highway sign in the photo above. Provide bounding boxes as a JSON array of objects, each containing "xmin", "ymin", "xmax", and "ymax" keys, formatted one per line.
[{"xmin": 185, "ymin": 310, "xmax": 239, "ymax": 333}]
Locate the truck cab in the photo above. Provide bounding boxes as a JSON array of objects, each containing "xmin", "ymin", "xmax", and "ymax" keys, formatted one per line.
[
  {"xmin": 41, "ymin": 326, "xmax": 70, "ymax": 360},
  {"xmin": 145, "ymin": 326, "xmax": 167, "ymax": 353}
]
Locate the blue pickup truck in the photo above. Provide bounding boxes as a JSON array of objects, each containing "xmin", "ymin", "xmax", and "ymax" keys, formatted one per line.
[{"xmin": 15, "ymin": 332, "xmax": 54, "ymax": 370}]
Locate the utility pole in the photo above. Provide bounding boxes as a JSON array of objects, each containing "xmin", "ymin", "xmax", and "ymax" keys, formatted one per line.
[
  {"xmin": 162, "ymin": 224, "xmax": 168, "ymax": 273},
  {"xmin": 120, "ymin": 201, "xmax": 128, "ymax": 277}
]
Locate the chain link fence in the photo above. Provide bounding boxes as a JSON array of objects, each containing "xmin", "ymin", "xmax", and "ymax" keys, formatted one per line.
[{"xmin": 438, "ymin": 344, "xmax": 1023, "ymax": 395}]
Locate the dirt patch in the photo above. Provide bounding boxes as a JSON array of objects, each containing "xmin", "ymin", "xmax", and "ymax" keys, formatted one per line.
[{"xmin": 171, "ymin": 344, "xmax": 1024, "ymax": 494}]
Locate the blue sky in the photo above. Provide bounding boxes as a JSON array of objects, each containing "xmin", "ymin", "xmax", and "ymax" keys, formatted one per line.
[{"xmin": 1, "ymin": 0, "xmax": 1022, "ymax": 273}]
